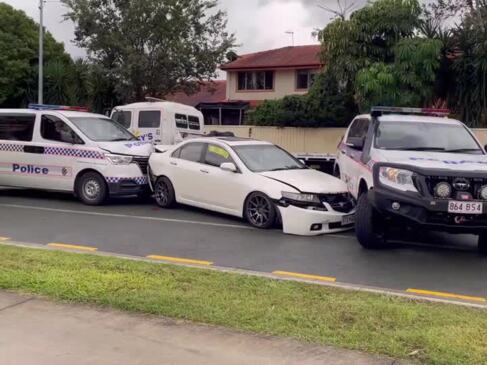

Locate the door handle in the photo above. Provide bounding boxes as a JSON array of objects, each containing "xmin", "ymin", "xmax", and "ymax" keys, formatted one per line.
[
  {"xmin": 170, "ymin": 161, "xmax": 178, "ymax": 166},
  {"xmin": 340, "ymin": 150, "xmax": 347, "ymax": 155},
  {"xmin": 200, "ymin": 169, "xmax": 209, "ymax": 174}
]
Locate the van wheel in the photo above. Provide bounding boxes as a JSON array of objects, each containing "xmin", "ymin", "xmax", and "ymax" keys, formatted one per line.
[
  {"xmin": 355, "ymin": 193, "xmax": 387, "ymax": 249},
  {"xmin": 478, "ymin": 233, "xmax": 487, "ymax": 255},
  {"xmin": 77, "ymin": 172, "xmax": 107, "ymax": 206},
  {"xmin": 244, "ymin": 192, "xmax": 276, "ymax": 229},
  {"xmin": 154, "ymin": 177, "xmax": 176, "ymax": 208}
]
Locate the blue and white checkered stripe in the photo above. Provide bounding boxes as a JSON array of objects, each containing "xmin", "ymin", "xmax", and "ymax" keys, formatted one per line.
[
  {"xmin": 106, "ymin": 176, "xmax": 148, "ymax": 185},
  {"xmin": 0, "ymin": 143, "xmax": 24, "ymax": 152},
  {"xmin": 44, "ymin": 147, "xmax": 105, "ymax": 159}
]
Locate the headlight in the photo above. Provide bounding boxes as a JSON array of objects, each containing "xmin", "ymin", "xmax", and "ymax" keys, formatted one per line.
[
  {"xmin": 281, "ymin": 191, "xmax": 320, "ymax": 204},
  {"xmin": 105, "ymin": 154, "xmax": 133, "ymax": 165},
  {"xmin": 378, "ymin": 167, "xmax": 418, "ymax": 192}
]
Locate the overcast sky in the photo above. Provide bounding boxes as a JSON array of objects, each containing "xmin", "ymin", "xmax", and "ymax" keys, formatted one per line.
[{"xmin": 3, "ymin": 0, "xmax": 366, "ymax": 58}]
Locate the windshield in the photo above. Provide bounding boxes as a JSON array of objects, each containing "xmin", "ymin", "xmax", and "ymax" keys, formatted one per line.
[
  {"xmin": 375, "ymin": 121, "xmax": 483, "ymax": 154},
  {"xmin": 68, "ymin": 117, "xmax": 137, "ymax": 142},
  {"xmin": 233, "ymin": 144, "xmax": 306, "ymax": 172}
]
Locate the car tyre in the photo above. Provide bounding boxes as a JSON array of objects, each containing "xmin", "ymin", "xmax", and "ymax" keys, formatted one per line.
[
  {"xmin": 478, "ymin": 232, "xmax": 487, "ymax": 255},
  {"xmin": 77, "ymin": 172, "xmax": 108, "ymax": 206},
  {"xmin": 244, "ymin": 192, "xmax": 276, "ymax": 229},
  {"xmin": 153, "ymin": 177, "xmax": 176, "ymax": 208},
  {"xmin": 355, "ymin": 192, "xmax": 387, "ymax": 249}
]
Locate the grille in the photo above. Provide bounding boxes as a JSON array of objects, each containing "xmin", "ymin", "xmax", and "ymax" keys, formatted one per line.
[
  {"xmin": 319, "ymin": 193, "xmax": 355, "ymax": 213},
  {"xmin": 133, "ymin": 156, "xmax": 149, "ymax": 174},
  {"xmin": 425, "ymin": 176, "xmax": 487, "ymax": 200}
]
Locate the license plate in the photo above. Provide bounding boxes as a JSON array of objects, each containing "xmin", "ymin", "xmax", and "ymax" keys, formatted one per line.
[
  {"xmin": 447, "ymin": 201, "xmax": 483, "ymax": 214},
  {"xmin": 342, "ymin": 214, "xmax": 355, "ymax": 225}
]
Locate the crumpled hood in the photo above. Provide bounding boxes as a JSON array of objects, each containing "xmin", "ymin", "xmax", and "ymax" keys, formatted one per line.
[
  {"xmin": 259, "ymin": 169, "xmax": 348, "ymax": 194},
  {"xmin": 375, "ymin": 150, "xmax": 487, "ymax": 172},
  {"xmin": 97, "ymin": 141, "xmax": 153, "ymax": 157}
]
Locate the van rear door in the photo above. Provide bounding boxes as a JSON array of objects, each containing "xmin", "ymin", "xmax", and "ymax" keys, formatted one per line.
[{"xmin": 136, "ymin": 110, "xmax": 162, "ymax": 143}]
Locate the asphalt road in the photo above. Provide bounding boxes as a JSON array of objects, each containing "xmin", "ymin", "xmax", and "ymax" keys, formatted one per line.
[{"xmin": 1, "ymin": 188, "xmax": 486, "ymax": 301}]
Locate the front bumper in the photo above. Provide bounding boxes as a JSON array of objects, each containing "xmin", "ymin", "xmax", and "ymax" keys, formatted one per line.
[
  {"xmin": 371, "ymin": 163, "xmax": 487, "ymax": 234},
  {"xmin": 106, "ymin": 176, "xmax": 149, "ymax": 196},
  {"xmin": 278, "ymin": 205, "xmax": 355, "ymax": 236}
]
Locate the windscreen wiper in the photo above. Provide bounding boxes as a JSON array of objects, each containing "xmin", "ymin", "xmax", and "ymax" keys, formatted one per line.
[
  {"xmin": 395, "ymin": 147, "xmax": 446, "ymax": 151},
  {"xmin": 444, "ymin": 148, "xmax": 482, "ymax": 153}
]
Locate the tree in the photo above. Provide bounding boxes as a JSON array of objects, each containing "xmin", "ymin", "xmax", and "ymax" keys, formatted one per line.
[
  {"xmin": 62, "ymin": 0, "xmax": 235, "ymax": 102},
  {"xmin": 0, "ymin": 3, "xmax": 73, "ymax": 107}
]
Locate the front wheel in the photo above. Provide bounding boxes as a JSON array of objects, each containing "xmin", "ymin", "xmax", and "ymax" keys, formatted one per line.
[
  {"xmin": 355, "ymin": 192, "xmax": 387, "ymax": 249},
  {"xmin": 77, "ymin": 172, "xmax": 108, "ymax": 206},
  {"xmin": 244, "ymin": 192, "xmax": 276, "ymax": 229},
  {"xmin": 478, "ymin": 233, "xmax": 487, "ymax": 255}
]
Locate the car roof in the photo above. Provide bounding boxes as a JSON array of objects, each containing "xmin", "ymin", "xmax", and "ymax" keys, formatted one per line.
[
  {"xmin": 0, "ymin": 109, "xmax": 108, "ymax": 119},
  {"xmin": 187, "ymin": 136, "xmax": 273, "ymax": 147},
  {"xmin": 114, "ymin": 101, "xmax": 202, "ymax": 115},
  {"xmin": 356, "ymin": 113, "xmax": 463, "ymax": 125}
]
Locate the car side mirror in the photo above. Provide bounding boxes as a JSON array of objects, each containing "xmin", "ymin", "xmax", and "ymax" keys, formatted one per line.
[
  {"xmin": 220, "ymin": 162, "xmax": 237, "ymax": 172},
  {"xmin": 346, "ymin": 137, "xmax": 365, "ymax": 150}
]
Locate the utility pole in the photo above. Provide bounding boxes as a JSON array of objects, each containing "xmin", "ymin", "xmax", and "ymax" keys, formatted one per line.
[{"xmin": 38, "ymin": 0, "xmax": 44, "ymax": 105}]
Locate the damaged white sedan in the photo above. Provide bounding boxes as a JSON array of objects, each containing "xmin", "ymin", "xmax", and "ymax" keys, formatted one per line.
[{"xmin": 148, "ymin": 137, "xmax": 355, "ymax": 235}]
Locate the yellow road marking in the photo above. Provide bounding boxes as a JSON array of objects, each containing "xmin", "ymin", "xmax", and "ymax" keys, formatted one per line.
[
  {"xmin": 146, "ymin": 255, "xmax": 213, "ymax": 266},
  {"xmin": 407, "ymin": 288, "xmax": 486, "ymax": 303},
  {"xmin": 47, "ymin": 243, "xmax": 98, "ymax": 252},
  {"xmin": 272, "ymin": 270, "xmax": 336, "ymax": 282},
  {"xmin": 0, "ymin": 236, "xmax": 10, "ymax": 241}
]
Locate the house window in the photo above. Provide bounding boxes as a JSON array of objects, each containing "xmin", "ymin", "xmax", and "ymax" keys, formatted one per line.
[
  {"xmin": 237, "ymin": 71, "xmax": 274, "ymax": 91},
  {"xmin": 296, "ymin": 69, "xmax": 316, "ymax": 90}
]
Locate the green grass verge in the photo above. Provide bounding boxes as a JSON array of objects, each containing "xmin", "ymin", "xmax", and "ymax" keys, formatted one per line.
[{"xmin": 0, "ymin": 245, "xmax": 486, "ymax": 365}]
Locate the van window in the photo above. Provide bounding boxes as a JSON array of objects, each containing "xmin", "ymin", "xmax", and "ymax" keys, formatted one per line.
[
  {"xmin": 112, "ymin": 110, "xmax": 132, "ymax": 128},
  {"xmin": 138, "ymin": 111, "xmax": 160, "ymax": 128},
  {"xmin": 178, "ymin": 142, "xmax": 204, "ymax": 163},
  {"xmin": 175, "ymin": 114, "xmax": 188, "ymax": 128},
  {"xmin": 0, "ymin": 114, "xmax": 35, "ymax": 141},
  {"xmin": 188, "ymin": 116, "xmax": 200, "ymax": 130},
  {"xmin": 41, "ymin": 115, "xmax": 84, "ymax": 144}
]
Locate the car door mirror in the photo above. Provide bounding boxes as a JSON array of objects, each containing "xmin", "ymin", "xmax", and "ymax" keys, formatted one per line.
[
  {"xmin": 220, "ymin": 162, "xmax": 237, "ymax": 172},
  {"xmin": 346, "ymin": 137, "xmax": 365, "ymax": 150}
]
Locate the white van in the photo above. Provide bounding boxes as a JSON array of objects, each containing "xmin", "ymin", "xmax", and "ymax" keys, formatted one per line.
[
  {"xmin": 110, "ymin": 100, "xmax": 205, "ymax": 145},
  {"xmin": 0, "ymin": 105, "xmax": 153, "ymax": 205}
]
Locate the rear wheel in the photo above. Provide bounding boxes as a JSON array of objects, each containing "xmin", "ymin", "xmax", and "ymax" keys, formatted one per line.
[
  {"xmin": 244, "ymin": 192, "xmax": 276, "ymax": 229},
  {"xmin": 77, "ymin": 172, "xmax": 107, "ymax": 206},
  {"xmin": 153, "ymin": 177, "xmax": 175, "ymax": 208},
  {"xmin": 478, "ymin": 233, "xmax": 487, "ymax": 255},
  {"xmin": 355, "ymin": 192, "xmax": 387, "ymax": 249}
]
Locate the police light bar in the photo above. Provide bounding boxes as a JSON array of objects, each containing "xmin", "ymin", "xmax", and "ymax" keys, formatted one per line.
[
  {"xmin": 28, "ymin": 103, "xmax": 90, "ymax": 112},
  {"xmin": 371, "ymin": 106, "xmax": 450, "ymax": 117}
]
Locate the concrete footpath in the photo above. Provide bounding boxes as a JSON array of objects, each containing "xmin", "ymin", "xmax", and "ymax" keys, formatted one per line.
[{"xmin": 0, "ymin": 291, "xmax": 410, "ymax": 365}]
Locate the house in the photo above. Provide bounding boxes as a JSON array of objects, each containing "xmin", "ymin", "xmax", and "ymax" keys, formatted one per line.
[{"xmin": 166, "ymin": 45, "xmax": 322, "ymax": 125}]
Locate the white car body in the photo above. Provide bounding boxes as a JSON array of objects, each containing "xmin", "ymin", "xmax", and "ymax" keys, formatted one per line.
[
  {"xmin": 149, "ymin": 137, "xmax": 355, "ymax": 236},
  {"xmin": 0, "ymin": 108, "xmax": 152, "ymax": 197},
  {"xmin": 335, "ymin": 113, "xmax": 487, "ymax": 198},
  {"xmin": 111, "ymin": 101, "xmax": 204, "ymax": 145}
]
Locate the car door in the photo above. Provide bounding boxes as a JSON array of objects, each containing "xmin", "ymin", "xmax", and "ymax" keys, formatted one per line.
[
  {"xmin": 196, "ymin": 143, "xmax": 247, "ymax": 214},
  {"xmin": 169, "ymin": 142, "xmax": 206, "ymax": 202},
  {"xmin": 339, "ymin": 118, "xmax": 370, "ymax": 196},
  {"xmin": 38, "ymin": 114, "xmax": 85, "ymax": 191},
  {"xmin": 0, "ymin": 112, "xmax": 37, "ymax": 188}
]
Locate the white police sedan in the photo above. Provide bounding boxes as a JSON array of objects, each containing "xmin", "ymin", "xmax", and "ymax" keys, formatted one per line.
[{"xmin": 148, "ymin": 137, "xmax": 355, "ymax": 235}]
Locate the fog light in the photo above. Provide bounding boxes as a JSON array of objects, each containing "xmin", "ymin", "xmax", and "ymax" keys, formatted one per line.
[
  {"xmin": 392, "ymin": 202, "xmax": 401, "ymax": 211},
  {"xmin": 434, "ymin": 182, "xmax": 452, "ymax": 199},
  {"xmin": 479, "ymin": 185, "xmax": 487, "ymax": 200},
  {"xmin": 310, "ymin": 224, "xmax": 322, "ymax": 231}
]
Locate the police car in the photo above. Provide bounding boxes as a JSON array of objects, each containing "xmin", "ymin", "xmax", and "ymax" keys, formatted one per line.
[
  {"xmin": 335, "ymin": 106, "xmax": 487, "ymax": 254},
  {"xmin": 0, "ymin": 104, "xmax": 152, "ymax": 205}
]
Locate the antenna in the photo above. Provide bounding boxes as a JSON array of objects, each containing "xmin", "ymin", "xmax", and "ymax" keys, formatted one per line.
[{"xmin": 285, "ymin": 31, "xmax": 294, "ymax": 46}]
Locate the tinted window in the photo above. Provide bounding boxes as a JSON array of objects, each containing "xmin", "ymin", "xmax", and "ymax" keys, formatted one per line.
[
  {"xmin": 179, "ymin": 142, "xmax": 204, "ymax": 162},
  {"xmin": 346, "ymin": 119, "xmax": 369, "ymax": 141},
  {"xmin": 175, "ymin": 114, "xmax": 188, "ymax": 128},
  {"xmin": 138, "ymin": 111, "xmax": 160, "ymax": 128},
  {"xmin": 0, "ymin": 114, "xmax": 35, "ymax": 141},
  {"xmin": 205, "ymin": 144, "xmax": 232, "ymax": 167},
  {"xmin": 188, "ymin": 116, "xmax": 200, "ymax": 130},
  {"xmin": 41, "ymin": 115, "xmax": 83, "ymax": 144},
  {"xmin": 112, "ymin": 110, "xmax": 132, "ymax": 128}
]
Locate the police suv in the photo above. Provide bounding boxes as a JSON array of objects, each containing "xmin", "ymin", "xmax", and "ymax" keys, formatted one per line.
[
  {"xmin": 0, "ymin": 104, "xmax": 152, "ymax": 205},
  {"xmin": 335, "ymin": 106, "xmax": 487, "ymax": 254}
]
